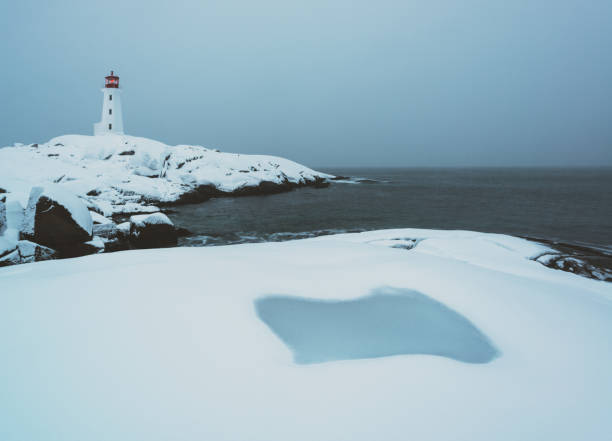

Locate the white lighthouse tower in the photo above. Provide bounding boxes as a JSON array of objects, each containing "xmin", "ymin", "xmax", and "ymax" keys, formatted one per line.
[{"xmin": 94, "ymin": 71, "xmax": 124, "ymax": 136}]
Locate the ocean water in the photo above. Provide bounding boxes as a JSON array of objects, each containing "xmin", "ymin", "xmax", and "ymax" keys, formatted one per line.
[{"xmin": 168, "ymin": 167, "xmax": 612, "ymax": 249}]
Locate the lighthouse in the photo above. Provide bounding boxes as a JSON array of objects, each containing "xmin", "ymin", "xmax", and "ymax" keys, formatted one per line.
[{"xmin": 94, "ymin": 71, "xmax": 124, "ymax": 136}]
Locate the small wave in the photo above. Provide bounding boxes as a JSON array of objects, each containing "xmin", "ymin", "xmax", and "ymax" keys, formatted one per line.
[
  {"xmin": 330, "ymin": 176, "xmax": 385, "ymax": 185},
  {"xmin": 178, "ymin": 228, "xmax": 367, "ymax": 247}
]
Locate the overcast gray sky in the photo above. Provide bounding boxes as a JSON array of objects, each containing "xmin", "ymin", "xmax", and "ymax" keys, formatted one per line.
[{"xmin": 1, "ymin": 0, "xmax": 610, "ymax": 167}]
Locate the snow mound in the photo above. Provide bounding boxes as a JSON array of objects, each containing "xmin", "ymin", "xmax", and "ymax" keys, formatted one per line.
[{"xmin": 0, "ymin": 134, "xmax": 332, "ymax": 215}]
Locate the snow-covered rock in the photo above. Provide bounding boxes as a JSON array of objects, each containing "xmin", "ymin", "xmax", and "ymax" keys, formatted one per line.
[
  {"xmin": 0, "ymin": 249, "xmax": 20, "ymax": 267},
  {"xmin": 0, "ymin": 240, "xmax": 55, "ymax": 266},
  {"xmin": 83, "ymin": 236, "xmax": 105, "ymax": 254},
  {"xmin": 117, "ymin": 221, "xmax": 131, "ymax": 236},
  {"xmin": 90, "ymin": 211, "xmax": 113, "ymax": 225},
  {"xmin": 22, "ymin": 185, "xmax": 93, "ymax": 253},
  {"xmin": 129, "ymin": 212, "xmax": 177, "ymax": 249},
  {"xmin": 16, "ymin": 240, "xmax": 56, "ymax": 263},
  {"xmin": 92, "ymin": 222, "xmax": 118, "ymax": 238},
  {"xmin": 0, "ymin": 229, "xmax": 610, "ymax": 440},
  {"xmin": 92, "ymin": 222, "xmax": 125, "ymax": 250},
  {"xmin": 0, "ymin": 134, "xmax": 333, "ymax": 215}
]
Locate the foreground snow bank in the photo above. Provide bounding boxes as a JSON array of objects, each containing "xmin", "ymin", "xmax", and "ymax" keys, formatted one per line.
[
  {"xmin": 1, "ymin": 229, "xmax": 611, "ymax": 441},
  {"xmin": 0, "ymin": 134, "xmax": 332, "ymax": 216}
]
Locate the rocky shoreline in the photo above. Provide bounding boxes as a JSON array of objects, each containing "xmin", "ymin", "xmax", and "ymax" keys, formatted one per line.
[
  {"xmin": 0, "ymin": 176, "xmax": 332, "ymax": 267},
  {"xmin": 0, "ymin": 133, "xmax": 337, "ymax": 266},
  {"xmin": 2, "ymin": 186, "xmax": 610, "ymax": 284}
]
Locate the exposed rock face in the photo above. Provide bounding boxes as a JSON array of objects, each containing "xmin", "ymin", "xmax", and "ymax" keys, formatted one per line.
[
  {"xmin": 129, "ymin": 212, "xmax": 177, "ymax": 249},
  {"xmin": 21, "ymin": 186, "xmax": 93, "ymax": 255}
]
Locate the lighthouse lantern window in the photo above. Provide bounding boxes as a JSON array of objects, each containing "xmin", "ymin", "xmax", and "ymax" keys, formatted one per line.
[{"xmin": 104, "ymin": 70, "xmax": 120, "ymax": 88}]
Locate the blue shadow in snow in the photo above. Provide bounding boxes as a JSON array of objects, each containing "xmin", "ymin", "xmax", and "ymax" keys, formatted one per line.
[{"xmin": 255, "ymin": 287, "xmax": 500, "ymax": 364}]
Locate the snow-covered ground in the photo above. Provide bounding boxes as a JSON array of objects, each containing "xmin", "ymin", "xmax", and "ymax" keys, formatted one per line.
[
  {"xmin": 1, "ymin": 229, "xmax": 611, "ymax": 441},
  {"xmin": 0, "ymin": 134, "xmax": 332, "ymax": 216}
]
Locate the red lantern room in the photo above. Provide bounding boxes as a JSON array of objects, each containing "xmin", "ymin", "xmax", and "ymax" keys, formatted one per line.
[{"xmin": 105, "ymin": 71, "xmax": 119, "ymax": 88}]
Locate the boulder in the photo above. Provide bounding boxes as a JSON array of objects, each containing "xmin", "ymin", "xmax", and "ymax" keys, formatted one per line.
[
  {"xmin": 93, "ymin": 223, "xmax": 130, "ymax": 253},
  {"xmin": 129, "ymin": 212, "xmax": 177, "ymax": 249},
  {"xmin": 21, "ymin": 186, "xmax": 93, "ymax": 255}
]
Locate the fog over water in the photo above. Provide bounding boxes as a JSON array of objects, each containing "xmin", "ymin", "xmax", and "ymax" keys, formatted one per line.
[{"xmin": 1, "ymin": 0, "xmax": 611, "ymax": 167}]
